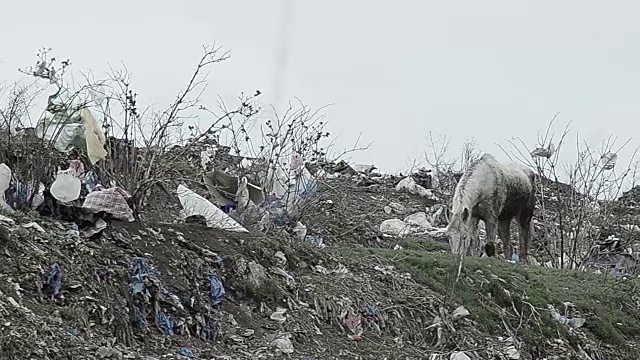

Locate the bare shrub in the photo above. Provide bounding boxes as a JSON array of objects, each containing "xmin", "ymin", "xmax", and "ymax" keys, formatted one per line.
[
  {"xmin": 8, "ymin": 42, "xmax": 359, "ymax": 230},
  {"xmin": 424, "ymin": 132, "xmax": 482, "ymax": 195},
  {"xmin": 499, "ymin": 114, "xmax": 640, "ymax": 268}
]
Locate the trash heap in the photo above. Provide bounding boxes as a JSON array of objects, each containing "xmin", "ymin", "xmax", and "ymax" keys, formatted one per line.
[{"xmin": 0, "ymin": 99, "xmax": 638, "ymax": 358}]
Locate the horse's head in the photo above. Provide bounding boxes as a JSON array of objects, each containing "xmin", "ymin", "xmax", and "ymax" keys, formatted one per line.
[{"xmin": 444, "ymin": 208, "xmax": 472, "ymax": 255}]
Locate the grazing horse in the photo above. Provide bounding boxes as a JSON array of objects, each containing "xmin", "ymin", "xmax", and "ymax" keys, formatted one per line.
[{"xmin": 431, "ymin": 154, "xmax": 536, "ymax": 264}]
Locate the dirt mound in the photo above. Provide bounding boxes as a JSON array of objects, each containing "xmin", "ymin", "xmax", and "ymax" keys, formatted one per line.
[{"xmin": 301, "ymin": 177, "xmax": 444, "ymax": 247}]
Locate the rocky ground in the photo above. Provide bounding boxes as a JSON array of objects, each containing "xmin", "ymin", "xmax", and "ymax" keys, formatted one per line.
[{"xmin": 0, "ymin": 170, "xmax": 639, "ymax": 359}]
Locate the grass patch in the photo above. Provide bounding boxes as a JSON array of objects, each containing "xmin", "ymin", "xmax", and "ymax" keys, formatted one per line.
[{"xmin": 369, "ymin": 247, "xmax": 640, "ymax": 349}]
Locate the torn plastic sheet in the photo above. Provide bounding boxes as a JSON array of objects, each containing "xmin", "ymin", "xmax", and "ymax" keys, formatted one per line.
[
  {"xmin": 157, "ymin": 310, "xmax": 176, "ymax": 335},
  {"xmin": 130, "ymin": 257, "xmax": 160, "ymax": 295},
  {"xmin": 530, "ymin": 143, "xmax": 556, "ymax": 158},
  {"xmin": 177, "ymin": 184, "xmax": 248, "ymax": 232},
  {"xmin": 43, "ymin": 263, "xmax": 64, "ymax": 296},
  {"xmin": 203, "ymin": 168, "xmax": 265, "ymax": 208},
  {"xmin": 129, "ymin": 257, "xmax": 161, "ymax": 328},
  {"xmin": 209, "ymin": 275, "xmax": 226, "ymax": 305}
]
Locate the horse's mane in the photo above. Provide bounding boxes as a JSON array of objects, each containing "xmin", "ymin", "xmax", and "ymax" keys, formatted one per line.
[{"xmin": 450, "ymin": 154, "xmax": 491, "ymax": 216}]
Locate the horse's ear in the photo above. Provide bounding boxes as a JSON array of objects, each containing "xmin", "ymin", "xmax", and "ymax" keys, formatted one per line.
[{"xmin": 462, "ymin": 208, "xmax": 469, "ymax": 222}]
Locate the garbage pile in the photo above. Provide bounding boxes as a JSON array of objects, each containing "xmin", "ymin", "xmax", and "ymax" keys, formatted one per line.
[
  {"xmin": 0, "ymin": 210, "xmax": 523, "ymax": 359},
  {"xmin": 0, "ymin": 86, "xmax": 638, "ymax": 357}
]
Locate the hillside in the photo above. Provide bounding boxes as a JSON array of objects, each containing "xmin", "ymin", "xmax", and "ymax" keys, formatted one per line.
[{"xmin": 0, "ymin": 173, "xmax": 638, "ymax": 360}]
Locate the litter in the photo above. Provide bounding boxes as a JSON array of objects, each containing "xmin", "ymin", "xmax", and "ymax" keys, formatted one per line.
[
  {"xmin": 209, "ymin": 275, "xmax": 226, "ymax": 305},
  {"xmin": 176, "ymin": 184, "xmax": 248, "ymax": 232},
  {"xmin": 43, "ymin": 263, "xmax": 64, "ymax": 296},
  {"xmin": 601, "ymin": 152, "xmax": 618, "ymax": 170},
  {"xmin": 450, "ymin": 352, "xmax": 471, "ymax": 360},
  {"xmin": 50, "ymin": 169, "xmax": 82, "ymax": 202},
  {"xmin": 548, "ymin": 304, "xmax": 585, "ymax": 329},
  {"xmin": 178, "ymin": 347, "xmax": 197, "ymax": 358},
  {"xmin": 270, "ymin": 307, "xmax": 288, "ymax": 323},
  {"xmin": 23, "ymin": 222, "xmax": 45, "ymax": 233},
  {"xmin": 396, "ymin": 176, "xmax": 438, "ymax": 200},
  {"xmin": 83, "ymin": 186, "xmax": 135, "ymax": 222},
  {"xmin": 530, "ymin": 143, "xmax": 556, "ymax": 158}
]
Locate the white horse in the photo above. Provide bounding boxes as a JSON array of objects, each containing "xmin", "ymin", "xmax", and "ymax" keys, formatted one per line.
[{"xmin": 431, "ymin": 154, "xmax": 536, "ymax": 264}]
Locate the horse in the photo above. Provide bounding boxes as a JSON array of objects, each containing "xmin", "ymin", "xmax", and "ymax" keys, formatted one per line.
[{"xmin": 430, "ymin": 154, "xmax": 537, "ymax": 264}]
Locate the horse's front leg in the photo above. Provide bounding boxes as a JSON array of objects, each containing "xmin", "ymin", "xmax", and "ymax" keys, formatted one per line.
[
  {"xmin": 484, "ymin": 217, "xmax": 498, "ymax": 257},
  {"xmin": 466, "ymin": 216, "xmax": 481, "ymax": 256}
]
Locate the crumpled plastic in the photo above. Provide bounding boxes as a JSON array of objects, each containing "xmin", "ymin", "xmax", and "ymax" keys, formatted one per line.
[
  {"xmin": 129, "ymin": 257, "xmax": 160, "ymax": 328},
  {"xmin": 601, "ymin": 152, "xmax": 618, "ymax": 170},
  {"xmin": 43, "ymin": 263, "xmax": 64, "ymax": 296},
  {"xmin": 157, "ymin": 311, "xmax": 176, "ymax": 335},
  {"xmin": 209, "ymin": 275, "xmax": 226, "ymax": 305},
  {"xmin": 530, "ymin": 143, "xmax": 556, "ymax": 158}
]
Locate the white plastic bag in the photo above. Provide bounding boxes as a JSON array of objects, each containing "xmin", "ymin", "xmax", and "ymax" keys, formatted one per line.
[
  {"xmin": 292, "ymin": 167, "xmax": 318, "ymax": 198},
  {"xmin": 0, "ymin": 163, "xmax": 11, "ymax": 193},
  {"xmin": 601, "ymin": 152, "xmax": 618, "ymax": 170},
  {"xmin": 50, "ymin": 169, "xmax": 82, "ymax": 202},
  {"xmin": 176, "ymin": 184, "xmax": 248, "ymax": 232}
]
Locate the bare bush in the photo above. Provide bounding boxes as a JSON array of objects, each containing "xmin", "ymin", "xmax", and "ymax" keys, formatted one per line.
[
  {"xmin": 6, "ymin": 42, "xmax": 356, "ymax": 231},
  {"xmin": 424, "ymin": 132, "xmax": 482, "ymax": 195},
  {"xmin": 499, "ymin": 114, "xmax": 640, "ymax": 268}
]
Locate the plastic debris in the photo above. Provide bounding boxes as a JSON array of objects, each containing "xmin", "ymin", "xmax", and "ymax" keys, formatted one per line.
[
  {"xmin": 548, "ymin": 304, "xmax": 586, "ymax": 329},
  {"xmin": 270, "ymin": 307, "xmax": 288, "ymax": 323},
  {"xmin": 267, "ymin": 332, "xmax": 294, "ymax": 354},
  {"xmin": 530, "ymin": 143, "xmax": 556, "ymax": 158},
  {"xmin": 451, "ymin": 305, "xmax": 470, "ymax": 320},
  {"xmin": 601, "ymin": 152, "xmax": 618, "ymax": 170},
  {"xmin": 396, "ymin": 176, "xmax": 438, "ymax": 199},
  {"xmin": 450, "ymin": 351, "xmax": 471, "ymax": 360},
  {"xmin": 23, "ymin": 222, "xmax": 45, "ymax": 233},
  {"xmin": 129, "ymin": 257, "xmax": 161, "ymax": 328},
  {"xmin": 43, "ymin": 263, "xmax": 64, "ymax": 296},
  {"xmin": 303, "ymin": 235, "xmax": 325, "ymax": 247},
  {"xmin": 177, "ymin": 184, "xmax": 248, "ymax": 232},
  {"xmin": 50, "ymin": 169, "xmax": 82, "ymax": 202},
  {"xmin": 157, "ymin": 311, "xmax": 175, "ymax": 335},
  {"xmin": 178, "ymin": 347, "xmax": 197, "ymax": 358},
  {"xmin": 209, "ymin": 275, "xmax": 226, "ymax": 305}
]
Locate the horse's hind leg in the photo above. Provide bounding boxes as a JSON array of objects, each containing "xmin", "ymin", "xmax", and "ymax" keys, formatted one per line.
[
  {"xmin": 517, "ymin": 210, "xmax": 534, "ymax": 265},
  {"xmin": 498, "ymin": 219, "xmax": 512, "ymax": 260}
]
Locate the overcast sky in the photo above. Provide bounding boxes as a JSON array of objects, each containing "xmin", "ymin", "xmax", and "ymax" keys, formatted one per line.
[{"xmin": 2, "ymin": 0, "xmax": 640, "ymax": 180}]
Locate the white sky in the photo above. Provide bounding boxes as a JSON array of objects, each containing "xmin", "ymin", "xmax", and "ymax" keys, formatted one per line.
[{"xmin": 2, "ymin": 0, "xmax": 640, "ymax": 183}]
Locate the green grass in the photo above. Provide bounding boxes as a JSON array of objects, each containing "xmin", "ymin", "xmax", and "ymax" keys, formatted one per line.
[{"xmin": 370, "ymin": 241, "xmax": 640, "ymax": 349}]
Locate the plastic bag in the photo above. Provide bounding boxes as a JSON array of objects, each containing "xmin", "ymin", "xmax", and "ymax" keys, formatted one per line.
[
  {"xmin": 0, "ymin": 163, "xmax": 11, "ymax": 193},
  {"xmin": 50, "ymin": 169, "xmax": 82, "ymax": 202},
  {"xmin": 176, "ymin": 184, "xmax": 248, "ymax": 232},
  {"xmin": 601, "ymin": 152, "xmax": 618, "ymax": 170}
]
